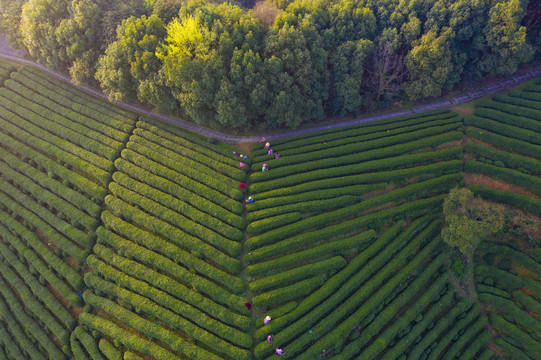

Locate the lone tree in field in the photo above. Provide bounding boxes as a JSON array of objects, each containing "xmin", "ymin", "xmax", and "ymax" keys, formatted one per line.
[{"xmin": 441, "ymin": 188, "xmax": 505, "ymax": 256}]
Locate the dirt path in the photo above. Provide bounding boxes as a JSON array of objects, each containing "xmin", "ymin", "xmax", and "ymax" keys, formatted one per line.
[{"xmin": 1, "ymin": 34, "xmax": 540, "ymax": 143}]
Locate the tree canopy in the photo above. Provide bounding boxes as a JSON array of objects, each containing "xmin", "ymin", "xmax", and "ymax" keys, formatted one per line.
[
  {"xmin": 4, "ymin": 0, "xmax": 540, "ymax": 130},
  {"xmin": 441, "ymin": 188, "xmax": 505, "ymax": 256}
]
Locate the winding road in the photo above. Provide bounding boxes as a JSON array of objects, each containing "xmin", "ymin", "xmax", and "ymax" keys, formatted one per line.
[{"xmin": 1, "ymin": 34, "xmax": 540, "ymax": 143}]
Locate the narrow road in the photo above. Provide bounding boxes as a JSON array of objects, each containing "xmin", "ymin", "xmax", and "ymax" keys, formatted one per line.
[{"xmin": 1, "ymin": 34, "xmax": 540, "ymax": 143}]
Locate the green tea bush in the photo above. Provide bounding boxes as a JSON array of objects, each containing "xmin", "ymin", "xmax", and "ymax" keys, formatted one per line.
[
  {"xmin": 119, "ymin": 150, "xmax": 243, "ymax": 215},
  {"xmin": 249, "ymin": 256, "xmax": 345, "ymax": 293},
  {"xmin": 87, "ymin": 256, "xmax": 251, "ymax": 347},
  {"xmin": 99, "ymin": 339, "xmax": 122, "ymax": 360},
  {"xmin": 252, "ymin": 155, "xmax": 461, "ymax": 196},
  {"xmin": 247, "ymin": 196, "xmax": 357, "ymax": 222},
  {"xmin": 70, "ymin": 336, "xmax": 90, "ymax": 360},
  {"xmin": 246, "ymin": 212, "xmax": 303, "ymax": 235},
  {"xmin": 0, "ymin": 147, "xmax": 101, "ymax": 216},
  {"xmin": 246, "ymin": 174, "xmax": 460, "ymax": 252},
  {"xmin": 0, "ymin": 132, "xmax": 108, "ymax": 199},
  {"xmin": 469, "ymin": 185, "xmax": 541, "ymax": 217},
  {"xmin": 0, "ymin": 214, "xmax": 85, "ymax": 295},
  {"xmin": 79, "ymin": 312, "xmax": 182, "ymax": 360},
  {"xmin": 465, "ymin": 160, "xmax": 541, "ymax": 196},
  {"xmin": 254, "ymin": 114, "xmax": 459, "ymax": 159},
  {"xmin": 0, "ymin": 240, "xmax": 76, "ymax": 330},
  {"xmin": 261, "ymin": 236, "xmax": 442, "ymax": 359},
  {"xmin": 109, "ymin": 183, "xmax": 242, "ymax": 257},
  {"xmin": 102, "ymin": 195, "xmax": 241, "ymax": 274},
  {"xmin": 0, "ymin": 89, "xmax": 118, "ymax": 165},
  {"xmin": 0, "ymin": 259, "xmax": 71, "ymax": 345},
  {"xmin": 465, "ymin": 115, "xmax": 541, "ymax": 146},
  {"xmin": 464, "ymin": 142, "xmax": 541, "ymax": 175},
  {"xmin": 253, "ymin": 221, "xmax": 410, "ymax": 341},
  {"xmin": 101, "ymin": 204, "xmax": 243, "ymax": 285},
  {"xmin": 128, "ymin": 139, "xmax": 243, "ymax": 198},
  {"xmin": 475, "ymin": 264, "xmax": 523, "ymax": 291},
  {"xmin": 427, "ymin": 304, "xmax": 482, "ymax": 360},
  {"xmin": 452, "ymin": 328, "xmax": 491, "ymax": 360},
  {"xmin": 245, "ymin": 230, "xmax": 375, "ymax": 275},
  {"xmin": 476, "ymin": 284, "xmax": 511, "ymax": 299},
  {"xmin": 0, "ymin": 114, "xmax": 112, "ymax": 185},
  {"xmin": 252, "ymin": 276, "xmax": 324, "ymax": 308},
  {"xmin": 84, "ymin": 274, "xmax": 253, "ymax": 359},
  {"xmin": 113, "ymin": 172, "xmax": 243, "ymax": 241},
  {"xmin": 4, "ymin": 79, "xmax": 124, "ymax": 149},
  {"xmin": 137, "ymin": 118, "xmax": 238, "ymax": 160},
  {"xmin": 73, "ymin": 327, "xmax": 105, "ymax": 360},
  {"xmin": 493, "ymin": 337, "xmax": 531, "ymax": 360},
  {"xmin": 96, "ymin": 225, "xmax": 249, "ymax": 315},
  {"xmin": 251, "ymin": 129, "xmax": 462, "ymax": 180},
  {"xmin": 514, "ymin": 291, "xmax": 541, "ymax": 315},
  {"xmin": 0, "ymin": 280, "xmax": 66, "ymax": 359},
  {"xmin": 0, "ymin": 321, "xmax": 26, "ymax": 359},
  {"xmin": 479, "ymin": 293, "xmax": 541, "ymax": 336},
  {"xmin": 474, "ymin": 106, "xmax": 541, "ymax": 132},
  {"xmin": 24, "ymin": 67, "xmax": 137, "ymax": 121},
  {"xmin": 465, "ymin": 127, "xmax": 541, "ymax": 159},
  {"xmin": 10, "ymin": 72, "xmax": 132, "ymax": 138},
  {"xmin": 407, "ymin": 298, "xmax": 471, "ymax": 360},
  {"xmin": 84, "ymin": 291, "xmax": 225, "ymax": 360},
  {"xmin": 115, "ymin": 158, "xmax": 244, "ymax": 229},
  {"xmin": 336, "ymin": 266, "xmax": 450, "ymax": 360},
  {"xmin": 248, "ymin": 183, "xmax": 385, "ymax": 209},
  {"xmin": 260, "ymin": 109, "xmax": 451, "ymax": 150},
  {"xmin": 492, "ymin": 93, "xmax": 541, "ymax": 113},
  {"xmin": 478, "ymin": 242, "xmax": 541, "ymax": 277},
  {"xmin": 0, "ymin": 188, "xmax": 89, "ymax": 261},
  {"xmin": 132, "ymin": 128, "xmax": 245, "ymax": 181},
  {"xmin": 489, "ymin": 313, "xmax": 541, "ymax": 360}
]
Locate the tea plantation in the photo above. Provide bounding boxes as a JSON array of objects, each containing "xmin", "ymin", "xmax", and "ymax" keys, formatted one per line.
[{"xmin": 0, "ymin": 57, "xmax": 539, "ymax": 360}]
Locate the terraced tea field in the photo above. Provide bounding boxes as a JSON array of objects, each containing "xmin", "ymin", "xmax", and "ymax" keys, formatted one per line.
[
  {"xmin": 463, "ymin": 85, "xmax": 541, "ymax": 360},
  {"xmin": 0, "ymin": 57, "xmax": 539, "ymax": 360}
]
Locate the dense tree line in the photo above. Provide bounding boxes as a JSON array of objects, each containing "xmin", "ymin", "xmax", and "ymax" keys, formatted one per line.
[{"xmin": 1, "ymin": 0, "xmax": 540, "ymax": 130}]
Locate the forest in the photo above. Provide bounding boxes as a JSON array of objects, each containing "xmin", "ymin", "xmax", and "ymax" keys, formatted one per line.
[{"xmin": 0, "ymin": 0, "xmax": 540, "ymax": 130}]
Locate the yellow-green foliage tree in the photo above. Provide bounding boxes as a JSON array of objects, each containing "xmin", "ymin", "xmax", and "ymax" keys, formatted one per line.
[{"xmin": 442, "ymin": 187, "xmax": 505, "ymax": 256}]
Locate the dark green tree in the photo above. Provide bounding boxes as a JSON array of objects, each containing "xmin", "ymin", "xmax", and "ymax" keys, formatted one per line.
[
  {"xmin": 261, "ymin": 22, "xmax": 328, "ymax": 128},
  {"xmin": 152, "ymin": 0, "xmax": 183, "ymax": 23},
  {"xmin": 481, "ymin": 0, "xmax": 534, "ymax": 75}
]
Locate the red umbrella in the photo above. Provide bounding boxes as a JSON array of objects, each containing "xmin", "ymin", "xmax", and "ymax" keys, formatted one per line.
[{"xmin": 239, "ymin": 183, "xmax": 246, "ymax": 189}]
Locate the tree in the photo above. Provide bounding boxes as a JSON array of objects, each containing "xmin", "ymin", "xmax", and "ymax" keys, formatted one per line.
[
  {"xmin": 55, "ymin": 0, "xmax": 112, "ymax": 84},
  {"xmin": 251, "ymin": 1, "xmax": 281, "ymax": 27},
  {"xmin": 20, "ymin": 0, "xmax": 71, "ymax": 70},
  {"xmin": 403, "ymin": 29, "xmax": 453, "ymax": 100},
  {"xmin": 364, "ymin": 42, "xmax": 407, "ymax": 105},
  {"xmin": 481, "ymin": 0, "xmax": 534, "ymax": 75},
  {"xmin": 261, "ymin": 22, "xmax": 328, "ymax": 128},
  {"xmin": 96, "ymin": 14, "xmax": 167, "ymax": 104},
  {"xmin": 328, "ymin": 39, "xmax": 373, "ymax": 115},
  {"xmin": 0, "ymin": 0, "xmax": 27, "ymax": 48},
  {"xmin": 152, "ymin": 0, "xmax": 183, "ymax": 23},
  {"xmin": 441, "ymin": 188, "xmax": 505, "ymax": 256},
  {"xmin": 160, "ymin": 1, "xmax": 266, "ymax": 128}
]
